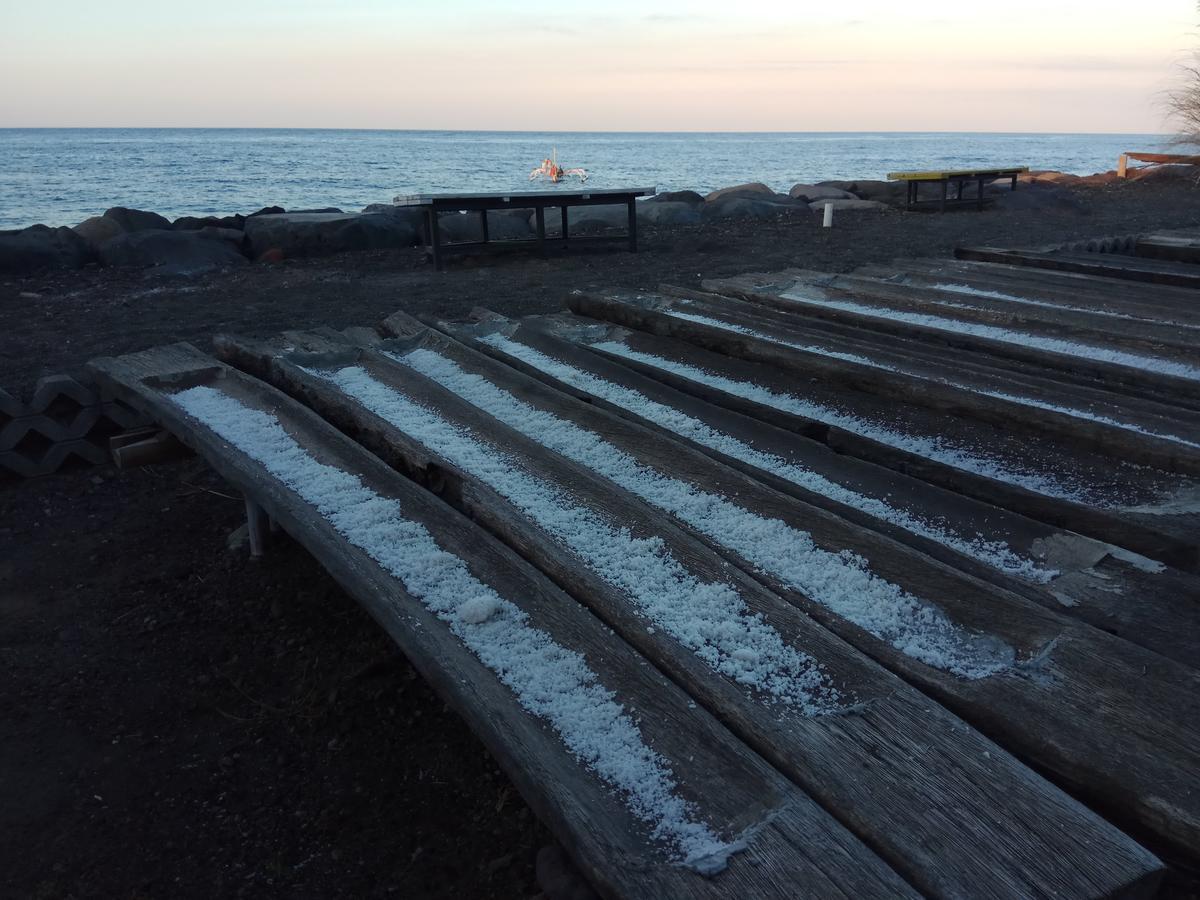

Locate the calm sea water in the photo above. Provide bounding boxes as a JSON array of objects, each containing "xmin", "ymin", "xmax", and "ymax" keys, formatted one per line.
[{"xmin": 0, "ymin": 129, "xmax": 1170, "ymax": 229}]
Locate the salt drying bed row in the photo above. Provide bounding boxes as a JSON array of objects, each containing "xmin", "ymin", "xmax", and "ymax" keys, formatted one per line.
[
  {"xmin": 87, "ymin": 297, "xmax": 1200, "ymax": 897},
  {"xmin": 564, "ymin": 289, "xmax": 1200, "ymax": 573}
]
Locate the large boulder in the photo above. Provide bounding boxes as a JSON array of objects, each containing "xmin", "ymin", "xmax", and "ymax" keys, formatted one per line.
[
  {"xmin": 637, "ymin": 201, "xmax": 701, "ymax": 226},
  {"xmin": 1073, "ymin": 171, "xmax": 1120, "ymax": 187},
  {"xmin": 173, "ymin": 214, "xmax": 244, "ymax": 231},
  {"xmin": 0, "ymin": 225, "xmax": 91, "ymax": 273},
  {"xmin": 73, "ymin": 215, "xmax": 126, "ymax": 250},
  {"xmin": 1128, "ymin": 164, "xmax": 1198, "ymax": 183},
  {"xmin": 647, "ymin": 190, "xmax": 705, "ymax": 205},
  {"xmin": 362, "ymin": 204, "xmax": 428, "ymax": 235},
  {"xmin": 817, "ymin": 180, "xmax": 906, "ymax": 205},
  {"xmin": 1023, "ymin": 170, "xmax": 1081, "ymax": 185},
  {"xmin": 438, "ymin": 211, "xmax": 534, "ymax": 242},
  {"xmin": 704, "ymin": 182, "xmax": 777, "ymax": 203},
  {"xmin": 559, "ymin": 204, "xmax": 628, "ymax": 232},
  {"xmin": 98, "ymin": 229, "xmax": 247, "ymax": 275},
  {"xmin": 243, "ymin": 212, "xmax": 418, "ymax": 258},
  {"xmin": 789, "ymin": 183, "xmax": 855, "ymax": 202},
  {"xmin": 808, "ymin": 198, "xmax": 888, "ymax": 212},
  {"xmin": 702, "ymin": 196, "xmax": 801, "ymax": 220},
  {"xmin": 102, "ymin": 207, "xmax": 172, "ymax": 232},
  {"xmin": 247, "ymin": 206, "xmax": 286, "ymax": 218}
]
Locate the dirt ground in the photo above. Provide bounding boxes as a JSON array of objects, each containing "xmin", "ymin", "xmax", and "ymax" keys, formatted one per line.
[{"xmin": 4, "ymin": 179, "xmax": 1200, "ymax": 898}]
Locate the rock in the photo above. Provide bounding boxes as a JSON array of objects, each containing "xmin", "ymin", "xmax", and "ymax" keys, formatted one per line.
[
  {"xmin": 1128, "ymin": 164, "xmax": 1198, "ymax": 183},
  {"xmin": 647, "ymin": 190, "xmax": 704, "ymax": 205},
  {"xmin": 1073, "ymin": 171, "xmax": 1120, "ymax": 187},
  {"xmin": 637, "ymin": 201, "xmax": 701, "ymax": 226},
  {"xmin": 363, "ymin": 204, "xmax": 432, "ymax": 238},
  {"xmin": 0, "ymin": 225, "xmax": 91, "ymax": 273},
  {"xmin": 242, "ymin": 212, "xmax": 418, "ymax": 258},
  {"xmin": 73, "ymin": 215, "xmax": 126, "ymax": 250},
  {"xmin": 247, "ymin": 206, "xmax": 286, "ymax": 218},
  {"xmin": 789, "ymin": 183, "xmax": 855, "ymax": 202},
  {"xmin": 808, "ymin": 198, "xmax": 888, "ymax": 212},
  {"xmin": 1023, "ymin": 170, "xmax": 1081, "ymax": 185},
  {"xmin": 562, "ymin": 204, "xmax": 629, "ymax": 231},
  {"xmin": 704, "ymin": 182, "xmax": 777, "ymax": 202},
  {"xmin": 289, "ymin": 207, "xmax": 343, "ymax": 214},
  {"xmin": 842, "ymin": 180, "xmax": 906, "ymax": 205},
  {"xmin": 173, "ymin": 214, "xmax": 244, "ymax": 231},
  {"xmin": 437, "ymin": 211, "xmax": 533, "ymax": 242},
  {"xmin": 817, "ymin": 180, "xmax": 906, "ymax": 205},
  {"xmin": 98, "ymin": 229, "xmax": 248, "ymax": 275},
  {"xmin": 194, "ymin": 226, "xmax": 246, "ymax": 245},
  {"xmin": 102, "ymin": 207, "xmax": 172, "ymax": 232},
  {"xmin": 702, "ymin": 196, "xmax": 801, "ymax": 220}
]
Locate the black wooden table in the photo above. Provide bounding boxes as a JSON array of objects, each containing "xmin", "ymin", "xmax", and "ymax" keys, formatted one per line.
[{"xmin": 394, "ymin": 187, "xmax": 656, "ymax": 270}]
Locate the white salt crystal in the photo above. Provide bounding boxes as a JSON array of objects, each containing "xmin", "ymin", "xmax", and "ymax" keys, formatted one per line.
[
  {"xmin": 395, "ymin": 347, "xmax": 1014, "ymax": 679},
  {"xmin": 312, "ymin": 365, "xmax": 840, "ymax": 708},
  {"xmin": 776, "ymin": 291, "xmax": 1200, "ymax": 381},
  {"xmin": 171, "ymin": 385, "xmax": 730, "ymax": 868}
]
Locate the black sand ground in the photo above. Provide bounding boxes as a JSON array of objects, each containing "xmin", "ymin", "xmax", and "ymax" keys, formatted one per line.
[{"xmin": 4, "ymin": 179, "xmax": 1200, "ymax": 898}]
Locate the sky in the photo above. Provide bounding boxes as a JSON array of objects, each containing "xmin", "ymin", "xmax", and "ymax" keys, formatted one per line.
[{"xmin": 0, "ymin": 0, "xmax": 1196, "ymax": 132}]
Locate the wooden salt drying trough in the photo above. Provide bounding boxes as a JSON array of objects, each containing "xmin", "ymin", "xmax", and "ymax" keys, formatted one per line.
[{"xmin": 88, "ymin": 244, "xmax": 1200, "ymax": 899}]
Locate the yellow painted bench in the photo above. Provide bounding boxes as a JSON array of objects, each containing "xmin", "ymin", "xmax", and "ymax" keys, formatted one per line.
[{"xmin": 887, "ymin": 167, "xmax": 1029, "ymax": 211}]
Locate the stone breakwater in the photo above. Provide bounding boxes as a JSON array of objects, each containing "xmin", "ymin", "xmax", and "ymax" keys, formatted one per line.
[{"xmin": 0, "ymin": 169, "xmax": 1170, "ymax": 276}]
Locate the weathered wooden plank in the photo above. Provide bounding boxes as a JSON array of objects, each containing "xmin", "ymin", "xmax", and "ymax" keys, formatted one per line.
[
  {"xmin": 1136, "ymin": 233, "xmax": 1200, "ymax": 264},
  {"xmin": 86, "ymin": 343, "xmax": 919, "ymax": 900},
  {"xmin": 564, "ymin": 290, "xmax": 1200, "ymax": 571},
  {"xmin": 752, "ymin": 269, "xmax": 1200, "ymax": 359},
  {"xmin": 349, "ymin": 318, "xmax": 1198, "ymax": 861},
  {"xmin": 410, "ymin": 313, "xmax": 1200, "ymax": 668},
  {"xmin": 655, "ymin": 282, "xmax": 1200, "ymax": 440},
  {"xmin": 853, "ymin": 259, "xmax": 1200, "ymax": 326},
  {"xmin": 698, "ymin": 273, "xmax": 1200, "ymax": 410},
  {"xmin": 408, "ymin": 316, "xmax": 1200, "ymax": 861},
  {"xmin": 214, "ymin": 329, "xmax": 1174, "ymax": 894},
  {"xmin": 956, "ymin": 247, "xmax": 1200, "ymax": 288}
]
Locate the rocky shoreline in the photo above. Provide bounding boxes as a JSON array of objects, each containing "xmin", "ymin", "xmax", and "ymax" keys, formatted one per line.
[{"xmin": 4, "ymin": 167, "xmax": 1182, "ymax": 277}]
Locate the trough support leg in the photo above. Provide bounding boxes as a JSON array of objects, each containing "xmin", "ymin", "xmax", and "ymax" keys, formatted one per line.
[
  {"xmin": 627, "ymin": 199, "xmax": 638, "ymax": 253},
  {"xmin": 426, "ymin": 208, "xmax": 443, "ymax": 271},
  {"xmin": 245, "ymin": 496, "xmax": 268, "ymax": 559}
]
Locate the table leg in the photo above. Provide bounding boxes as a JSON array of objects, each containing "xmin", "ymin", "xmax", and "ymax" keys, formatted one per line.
[
  {"xmin": 426, "ymin": 208, "xmax": 443, "ymax": 271},
  {"xmin": 561, "ymin": 206, "xmax": 569, "ymax": 247},
  {"xmin": 978, "ymin": 176, "xmax": 985, "ymax": 211},
  {"xmin": 480, "ymin": 209, "xmax": 490, "ymax": 244},
  {"xmin": 940, "ymin": 179, "xmax": 948, "ymax": 213},
  {"xmin": 535, "ymin": 206, "xmax": 546, "ymax": 258},
  {"xmin": 627, "ymin": 199, "xmax": 638, "ymax": 252}
]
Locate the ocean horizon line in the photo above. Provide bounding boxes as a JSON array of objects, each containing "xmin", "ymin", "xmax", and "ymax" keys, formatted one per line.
[{"xmin": 0, "ymin": 126, "xmax": 1173, "ymax": 138}]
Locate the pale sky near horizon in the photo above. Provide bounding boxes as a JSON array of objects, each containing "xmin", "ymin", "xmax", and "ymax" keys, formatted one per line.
[{"xmin": 1, "ymin": 1, "xmax": 1195, "ymax": 132}]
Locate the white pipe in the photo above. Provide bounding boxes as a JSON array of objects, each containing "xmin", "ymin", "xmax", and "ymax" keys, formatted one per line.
[{"xmin": 822, "ymin": 202, "xmax": 834, "ymax": 228}]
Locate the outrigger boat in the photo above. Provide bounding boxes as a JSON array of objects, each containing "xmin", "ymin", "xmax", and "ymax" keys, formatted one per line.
[{"xmin": 530, "ymin": 147, "xmax": 588, "ymax": 183}]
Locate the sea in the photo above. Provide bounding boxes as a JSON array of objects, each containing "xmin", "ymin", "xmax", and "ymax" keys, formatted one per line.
[{"xmin": 0, "ymin": 129, "xmax": 1173, "ymax": 230}]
